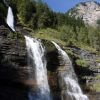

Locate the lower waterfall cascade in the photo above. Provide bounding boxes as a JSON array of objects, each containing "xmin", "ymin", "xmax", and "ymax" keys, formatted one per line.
[
  {"xmin": 52, "ymin": 41, "xmax": 89, "ymax": 100},
  {"xmin": 25, "ymin": 36, "xmax": 51, "ymax": 100}
]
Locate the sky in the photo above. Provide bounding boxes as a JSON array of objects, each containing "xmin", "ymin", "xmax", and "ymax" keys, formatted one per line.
[{"xmin": 43, "ymin": 0, "xmax": 100, "ymax": 13}]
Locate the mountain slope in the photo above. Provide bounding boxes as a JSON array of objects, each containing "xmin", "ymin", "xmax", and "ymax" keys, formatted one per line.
[{"xmin": 68, "ymin": 1, "xmax": 100, "ymax": 27}]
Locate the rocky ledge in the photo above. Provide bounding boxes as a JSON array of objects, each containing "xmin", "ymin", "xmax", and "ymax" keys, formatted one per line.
[{"xmin": 67, "ymin": 46, "xmax": 100, "ymax": 100}]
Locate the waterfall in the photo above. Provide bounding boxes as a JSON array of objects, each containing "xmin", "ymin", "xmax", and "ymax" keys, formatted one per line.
[
  {"xmin": 25, "ymin": 36, "xmax": 51, "ymax": 100},
  {"xmin": 3, "ymin": 0, "xmax": 6, "ymax": 4},
  {"xmin": 6, "ymin": 6, "xmax": 15, "ymax": 31},
  {"xmin": 52, "ymin": 41, "xmax": 89, "ymax": 100},
  {"xmin": 3, "ymin": 0, "xmax": 8, "ymax": 6}
]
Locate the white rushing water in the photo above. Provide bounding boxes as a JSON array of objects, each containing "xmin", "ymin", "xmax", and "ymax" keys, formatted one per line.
[
  {"xmin": 3, "ymin": 0, "xmax": 7, "ymax": 5},
  {"xmin": 25, "ymin": 36, "xmax": 51, "ymax": 100},
  {"xmin": 6, "ymin": 7, "xmax": 15, "ymax": 31},
  {"xmin": 52, "ymin": 41, "xmax": 89, "ymax": 100}
]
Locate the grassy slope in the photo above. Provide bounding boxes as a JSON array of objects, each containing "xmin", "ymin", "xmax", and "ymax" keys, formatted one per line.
[{"xmin": 29, "ymin": 28, "xmax": 97, "ymax": 53}]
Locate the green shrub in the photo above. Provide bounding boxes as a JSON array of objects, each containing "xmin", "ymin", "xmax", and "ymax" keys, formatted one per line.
[
  {"xmin": 95, "ymin": 58, "xmax": 100, "ymax": 63},
  {"xmin": 76, "ymin": 59, "xmax": 88, "ymax": 67}
]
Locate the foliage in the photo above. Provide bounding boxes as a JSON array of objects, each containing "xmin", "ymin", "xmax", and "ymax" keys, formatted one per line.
[
  {"xmin": 7, "ymin": 31, "xmax": 23, "ymax": 39},
  {"xmin": 76, "ymin": 59, "xmax": 88, "ymax": 67},
  {"xmin": 0, "ymin": 1, "xmax": 7, "ymax": 24},
  {"xmin": 93, "ymin": 82, "xmax": 100, "ymax": 92},
  {"xmin": 65, "ymin": 49, "xmax": 75, "ymax": 58},
  {"xmin": 97, "ymin": 19, "xmax": 100, "ymax": 26},
  {"xmin": 58, "ymin": 25, "xmax": 100, "ymax": 52},
  {"xmin": 95, "ymin": 58, "xmax": 100, "ymax": 63},
  {"xmin": 31, "ymin": 28, "xmax": 66, "ymax": 46},
  {"xmin": 0, "ymin": 2, "xmax": 7, "ymax": 16}
]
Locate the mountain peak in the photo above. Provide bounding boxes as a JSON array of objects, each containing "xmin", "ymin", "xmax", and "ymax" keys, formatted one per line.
[{"xmin": 68, "ymin": 1, "xmax": 100, "ymax": 27}]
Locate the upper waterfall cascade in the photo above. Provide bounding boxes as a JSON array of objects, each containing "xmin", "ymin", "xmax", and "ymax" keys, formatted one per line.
[
  {"xmin": 25, "ymin": 36, "xmax": 51, "ymax": 100},
  {"xmin": 3, "ymin": 0, "xmax": 8, "ymax": 6},
  {"xmin": 52, "ymin": 41, "xmax": 89, "ymax": 100},
  {"xmin": 6, "ymin": 6, "xmax": 15, "ymax": 31}
]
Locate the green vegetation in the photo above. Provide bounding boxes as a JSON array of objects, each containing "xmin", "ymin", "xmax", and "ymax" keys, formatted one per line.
[
  {"xmin": 65, "ymin": 49, "xmax": 75, "ymax": 57},
  {"xmin": 93, "ymin": 82, "xmax": 100, "ymax": 92},
  {"xmin": 32, "ymin": 28, "xmax": 66, "ymax": 46},
  {"xmin": 94, "ymin": 75, "xmax": 100, "ymax": 80},
  {"xmin": 7, "ymin": 32, "xmax": 24, "ymax": 40},
  {"xmin": 97, "ymin": 19, "xmax": 100, "ymax": 26},
  {"xmin": 7, "ymin": 32, "xmax": 18, "ymax": 39},
  {"xmin": 86, "ymin": 83, "xmax": 100, "ymax": 92},
  {"xmin": 31, "ymin": 25, "xmax": 97, "ymax": 56},
  {"xmin": 0, "ymin": 1, "xmax": 7, "ymax": 24},
  {"xmin": 95, "ymin": 58, "xmax": 100, "ymax": 63},
  {"xmin": 0, "ymin": 0, "xmax": 99, "ymax": 52},
  {"xmin": 76, "ymin": 59, "xmax": 88, "ymax": 67}
]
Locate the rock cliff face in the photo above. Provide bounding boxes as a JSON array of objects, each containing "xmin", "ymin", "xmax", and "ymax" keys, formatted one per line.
[
  {"xmin": 67, "ymin": 46, "xmax": 100, "ymax": 100},
  {"xmin": 68, "ymin": 1, "xmax": 100, "ymax": 27},
  {"xmin": 0, "ymin": 25, "xmax": 37, "ymax": 100}
]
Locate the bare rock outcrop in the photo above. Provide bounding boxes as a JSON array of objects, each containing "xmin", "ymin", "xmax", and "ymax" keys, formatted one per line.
[{"xmin": 68, "ymin": 1, "xmax": 100, "ymax": 27}]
